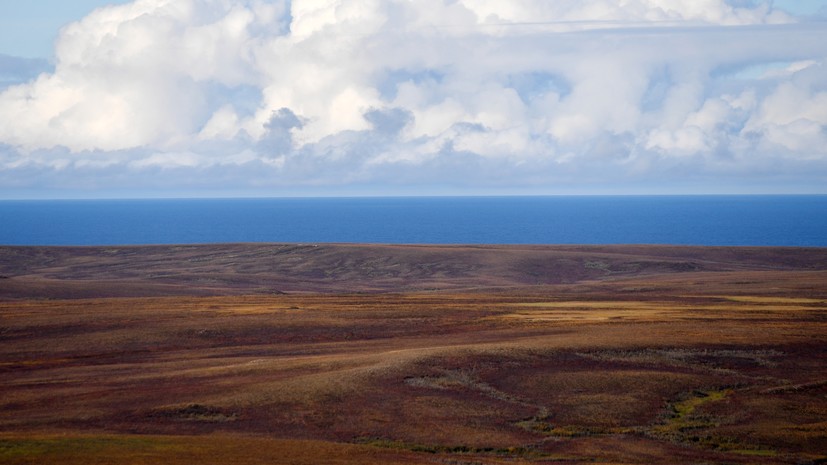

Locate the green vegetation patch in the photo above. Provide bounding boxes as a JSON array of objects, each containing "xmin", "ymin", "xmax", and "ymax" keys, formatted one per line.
[
  {"xmin": 149, "ymin": 403, "xmax": 238, "ymax": 422},
  {"xmin": 515, "ymin": 410, "xmax": 632, "ymax": 438},
  {"xmin": 356, "ymin": 437, "xmax": 558, "ymax": 460},
  {"xmin": 656, "ymin": 388, "xmax": 731, "ymax": 434},
  {"xmin": 651, "ymin": 389, "xmax": 779, "ymax": 457}
]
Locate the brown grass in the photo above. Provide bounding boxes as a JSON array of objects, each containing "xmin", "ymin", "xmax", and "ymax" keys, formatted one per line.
[{"xmin": 1, "ymin": 244, "xmax": 826, "ymax": 464}]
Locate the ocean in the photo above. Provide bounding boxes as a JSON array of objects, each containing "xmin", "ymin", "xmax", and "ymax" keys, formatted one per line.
[{"xmin": 0, "ymin": 196, "xmax": 825, "ymax": 247}]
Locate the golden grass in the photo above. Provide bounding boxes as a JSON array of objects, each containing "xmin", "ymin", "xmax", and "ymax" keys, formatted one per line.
[
  {"xmin": 712, "ymin": 296, "xmax": 827, "ymax": 304},
  {"xmin": 2, "ymin": 275, "xmax": 826, "ymax": 464},
  {"xmin": 487, "ymin": 298, "xmax": 827, "ymax": 324}
]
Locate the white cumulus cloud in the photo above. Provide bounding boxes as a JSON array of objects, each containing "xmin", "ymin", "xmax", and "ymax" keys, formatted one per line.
[{"xmin": 0, "ymin": 0, "xmax": 826, "ymax": 196}]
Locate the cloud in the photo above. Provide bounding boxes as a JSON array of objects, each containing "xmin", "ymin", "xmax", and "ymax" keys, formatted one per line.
[{"xmin": 0, "ymin": 0, "xmax": 826, "ymax": 195}]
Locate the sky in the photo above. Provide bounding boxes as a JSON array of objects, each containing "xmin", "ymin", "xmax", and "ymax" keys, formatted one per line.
[{"xmin": 1, "ymin": 0, "xmax": 826, "ymax": 198}]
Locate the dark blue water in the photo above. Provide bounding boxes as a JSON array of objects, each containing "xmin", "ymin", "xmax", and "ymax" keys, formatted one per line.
[{"xmin": 0, "ymin": 196, "xmax": 825, "ymax": 246}]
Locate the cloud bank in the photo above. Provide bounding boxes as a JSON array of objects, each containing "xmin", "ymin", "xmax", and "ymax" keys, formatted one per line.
[{"xmin": 1, "ymin": 0, "xmax": 826, "ymax": 196}]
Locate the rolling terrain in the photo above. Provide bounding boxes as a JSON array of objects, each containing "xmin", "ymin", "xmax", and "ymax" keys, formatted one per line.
[
  {"xmin": 2, "ymin": 243, "xmax": 826, "ymax": 297},
  {"xmin": 1, "ymin": 244, "xmax": 826, "ymax": 464}
]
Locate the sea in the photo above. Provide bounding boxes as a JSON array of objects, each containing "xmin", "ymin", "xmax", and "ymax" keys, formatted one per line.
[{"xmin": 0, "ymin": 196, "xmax": 825, "ymax": 247}]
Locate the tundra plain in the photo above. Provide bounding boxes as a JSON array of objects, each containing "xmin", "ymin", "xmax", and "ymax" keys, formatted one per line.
[{"xmin": 1, "ymin": 244, "xmax": 826, "ymax": 464}]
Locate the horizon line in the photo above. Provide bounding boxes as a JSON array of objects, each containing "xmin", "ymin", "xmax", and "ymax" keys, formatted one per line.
[{"xmin": 2, "ymin": 193, "xmax": 827, "ymax": 202}]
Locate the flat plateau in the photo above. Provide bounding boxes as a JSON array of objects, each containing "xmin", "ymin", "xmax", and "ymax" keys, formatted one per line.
[{"xmin": 1, "ymin": 244, "xmax": 826, "ymax": 464}]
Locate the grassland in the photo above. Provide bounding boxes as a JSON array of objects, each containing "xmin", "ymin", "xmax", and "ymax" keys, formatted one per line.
[{"xmin": 1, "ymin": 244, "xmax": 826, "ymax": 464}]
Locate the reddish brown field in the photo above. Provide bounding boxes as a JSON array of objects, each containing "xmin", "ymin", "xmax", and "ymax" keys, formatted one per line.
[{"xmin": 1, "ymin": 244, "xmax": 826, "ymax": 464}]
